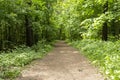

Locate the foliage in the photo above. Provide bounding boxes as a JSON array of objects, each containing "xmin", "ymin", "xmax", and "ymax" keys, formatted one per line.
[
  {"xmin": 52, "ymin": 0, "xmax": 120, "ymax": 40},
  {"xmin": 0, "ymin": 41, "xmax": 52, "ymax": 79},
  {"xmin": 0, "ymin": 0, "xmax": 120, "ymax": 79},
  {"xmin": 69, "ymin": 40, "xmax": 120, "ymax": 80},
  {"xmin": 0, "ymin": 0, "xmax": 57, "ymax": 50}
]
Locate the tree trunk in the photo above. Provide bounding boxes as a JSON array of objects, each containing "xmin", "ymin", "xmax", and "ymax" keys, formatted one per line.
[
  {"xmin": 25, "ymin": 15, "xmax": 34, "ymax": 47},
  {"xmin": 102, "ymin": 22, "xmax": 108, "ymax": 41},
  {"xmin": 102, "ymin": 1, "xmax": 108, "ymax": 41}
]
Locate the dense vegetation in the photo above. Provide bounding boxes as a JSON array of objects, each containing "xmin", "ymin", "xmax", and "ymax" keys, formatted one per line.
[
  {"xmin": 0, "ymin": 0, "xmax": 120, "ymax": 80},
  {"xmin": 69, "ymin": 40, "xmax": 120, "ymax": 80},
  {"xmin": 53, "ymin": 0, "xmax": 120, "ymax": 41},
  {"xmin": 0, "ymin": 0, "xmax": 57, "ymax": 50},
  {"xmin": 0, "ymin": 41, "xmax": 52, "ymax": 79},
  {"xmin": 0, "ymin": 0, "xmax": 55, "ymax": 79}
]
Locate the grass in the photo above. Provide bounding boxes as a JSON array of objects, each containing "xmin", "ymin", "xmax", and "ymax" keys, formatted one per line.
[
  {"xmin": 0, "ymin": 41, "xmax": 53, "ymax": 80},
  {"xmin": 68, "ymin": 39, "xmax": 120, "ymax": 80}
]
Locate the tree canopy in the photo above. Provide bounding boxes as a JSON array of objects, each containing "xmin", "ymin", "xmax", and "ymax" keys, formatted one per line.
[{"xmin": 0, "ymin": 0, "xmax": 120, "ymax": 79}]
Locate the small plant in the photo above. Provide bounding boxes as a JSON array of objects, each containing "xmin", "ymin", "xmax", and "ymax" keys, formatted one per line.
[{"xmin": 2, "ymin": 67, "xmax": 20, "ymax": 79}]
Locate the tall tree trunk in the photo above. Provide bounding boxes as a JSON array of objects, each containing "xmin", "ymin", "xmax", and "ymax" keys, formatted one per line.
[
  {"xmin": 24, "ymin": 0, "xmax": 34, "ymax": 47},
  {"xmin": 59, "ymin": 27, "xmax": 62, "ymax": 40},
  {"xmin": 102, "ymin": 22, "xmax": 108, "ymax": 41},
  {"xmin": 25, "ymin": 15, "xmax": 34, "ymax": 47},
  {"xmin": 102, "ymin": 1, "xmax": 108, "ymax": 41}
]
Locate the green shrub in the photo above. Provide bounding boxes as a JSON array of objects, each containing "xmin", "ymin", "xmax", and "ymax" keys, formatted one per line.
[
  {"xmin": 69, "ymin": 39, "xmax": 120, "ymax": 80},
  {"xmin": 0, "ymin": 42, "xmax": 52, "ymax": 79}
]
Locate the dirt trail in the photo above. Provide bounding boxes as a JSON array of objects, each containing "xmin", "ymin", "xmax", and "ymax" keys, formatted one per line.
[{"xmin": 16, "ymin": 41, "xmax": 104, "ymax": 80}]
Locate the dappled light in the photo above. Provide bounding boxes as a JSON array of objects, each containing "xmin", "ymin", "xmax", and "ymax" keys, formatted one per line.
[{"xmin": 0, "ymin": 0, "xmax": 120, "ymax": 80}]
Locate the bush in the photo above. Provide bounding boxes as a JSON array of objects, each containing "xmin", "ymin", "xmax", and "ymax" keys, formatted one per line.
[
  {"xmin": 69, "ymin": 39, "xmax": 120, "ymax": 80},
  {"xmin": 0, "ymin": 42, "xmax": 52, "ymax": 79}
]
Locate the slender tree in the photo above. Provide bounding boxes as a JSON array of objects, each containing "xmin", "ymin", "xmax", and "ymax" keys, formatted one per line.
[
  {"xmin": 102, "ymin": 1, "xmax": 108, "ymax": 41},
  {"xmin": 25, "ymin": 0, "xmax": 34, "ymax": 47}
]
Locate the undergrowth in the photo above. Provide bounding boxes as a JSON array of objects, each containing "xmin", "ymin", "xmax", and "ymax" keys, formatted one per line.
[
  {"xmin": 0, "ymin": 41, "xmax": 53, "ymax": 80},
  {"xmin": 68, "ymin": 39, "xmax": 120, "ymax": 80}
]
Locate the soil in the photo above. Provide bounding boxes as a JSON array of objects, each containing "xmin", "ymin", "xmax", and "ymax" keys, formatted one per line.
[{"xmin": 16, "ymin": 41, "xmax": 104, "ymax": 80}]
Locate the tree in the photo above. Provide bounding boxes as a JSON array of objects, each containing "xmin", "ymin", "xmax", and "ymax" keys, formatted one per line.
[
  {"xmin": 102, "ymin": 1, "xmax": 108, "ymax": 41},
  {"xmin": 25, "ymin": 0, "xmax": 34, "ymax": 47}
]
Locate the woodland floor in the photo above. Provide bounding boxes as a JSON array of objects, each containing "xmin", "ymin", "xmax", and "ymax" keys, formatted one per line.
[{"xmin": 16, "ymin": 41, "xmax": 104, "ymax": 80}]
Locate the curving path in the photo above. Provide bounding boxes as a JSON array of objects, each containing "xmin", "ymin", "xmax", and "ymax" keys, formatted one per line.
[{"xmin": 16, "ymin": 41, "xmax": 104, "ymax": 80}]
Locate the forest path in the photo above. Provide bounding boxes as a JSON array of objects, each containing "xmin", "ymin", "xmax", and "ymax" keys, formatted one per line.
[{"xmin": 16, "ymin": 41, "xmax": 104, "ymax": 80}]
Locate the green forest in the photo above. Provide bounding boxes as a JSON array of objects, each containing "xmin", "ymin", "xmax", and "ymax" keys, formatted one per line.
[{"xmin": 0, "ymin": 0, "xmax": 120, "ymax": 80}]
